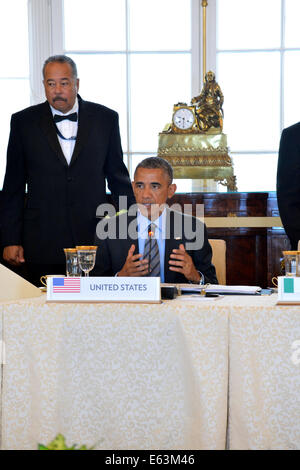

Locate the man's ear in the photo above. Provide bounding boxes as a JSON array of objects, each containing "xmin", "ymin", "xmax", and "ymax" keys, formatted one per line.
[{"xmin": 168, "ymin": 183, "xmax": 177, "ymax": 199}]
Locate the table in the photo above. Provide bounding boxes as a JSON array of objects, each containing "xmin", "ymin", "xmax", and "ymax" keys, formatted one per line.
[
  {"xmin": 0, "ymin": 296, "xmax": 229, "ymax": 450},
  {"xmin": 0, "ymin": 294, "xmax": 299, "ymax": 450},
  {"xmin": 228, "ymin": 298, "xmax": 300, "ymax": 449}
]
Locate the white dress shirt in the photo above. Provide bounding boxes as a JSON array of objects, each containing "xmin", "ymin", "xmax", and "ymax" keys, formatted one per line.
[{"xmin": 50, "ymin": 97, "xmax": 79, "ymax": 165}]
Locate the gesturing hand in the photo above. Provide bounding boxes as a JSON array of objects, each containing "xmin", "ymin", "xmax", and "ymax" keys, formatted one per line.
[
  {"xmin": 3, "ymin": 245, "xmax": 25, "ymax": 266},
  {"xmin": 168, "ymin": 243, "xmax": 201, "ymax": 283},
  {"xmin": 118, "ymin": 244, "xmax": 149, "ymax": 277}
]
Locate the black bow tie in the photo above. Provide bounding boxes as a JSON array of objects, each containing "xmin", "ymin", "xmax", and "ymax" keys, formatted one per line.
[{"xmin": 53, "ymin": 112, "xmax": 78, "ymax": 123}]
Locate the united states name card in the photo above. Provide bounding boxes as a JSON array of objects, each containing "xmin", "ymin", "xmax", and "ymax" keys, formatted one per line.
[{"xmin": 46, "ymin": 276, "xmax": 161, "ymax": 303}]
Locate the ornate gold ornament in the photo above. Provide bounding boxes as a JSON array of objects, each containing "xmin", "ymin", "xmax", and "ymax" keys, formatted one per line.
[
  {"xmin": 191, "ymin": 71, "xmax": 224, "ymax": 133},
  {"xmin": 158, "ymin": 69, "xmax": 237, "ymax": 191},
  {"xmin": 157, "ymin": 1, "xmax": 237, "ymax": 191},
  {"xmin": 157, "ymin": 132, "xmax": 237, "ymax": 191},
  {"xmin": 170, "ymin": 72, "xmax": 224, "ymax": 135}
]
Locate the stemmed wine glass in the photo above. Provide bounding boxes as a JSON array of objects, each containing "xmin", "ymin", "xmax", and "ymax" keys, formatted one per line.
[{"xmin": 76, "ymin": 246, "xmax": 98, "ymax": 277}]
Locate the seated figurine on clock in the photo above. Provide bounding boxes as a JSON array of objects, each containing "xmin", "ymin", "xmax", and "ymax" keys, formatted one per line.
[{"xmin": 191, "ymin": 70, "xmax": 224, "ymax": 132}]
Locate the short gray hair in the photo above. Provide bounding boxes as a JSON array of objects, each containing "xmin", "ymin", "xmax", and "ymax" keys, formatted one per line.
[
  {"xmin": 43, "ymin": 55, "xmax": 78, "ymax": 79},
  {"xmin": 134, "ymin": 157, "xmax": 173, "ymax": 184}
]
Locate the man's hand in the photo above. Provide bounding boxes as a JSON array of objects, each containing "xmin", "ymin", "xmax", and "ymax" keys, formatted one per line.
[
  {"xmin": 3, "ymin": 245, "xmax": 25, "ymax": 266},
  {"xmin": 118, "ymin": 244, "xmax": 149, "ymax": 277},
  {"xmin": 168, "ymin": 243, "xmax": 201, "ymax": 283}
]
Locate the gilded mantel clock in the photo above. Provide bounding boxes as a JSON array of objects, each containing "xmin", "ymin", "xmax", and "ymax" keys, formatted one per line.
[{"xmin": 158, "ymin": 75, "xmax": 237, "ymax": 191}]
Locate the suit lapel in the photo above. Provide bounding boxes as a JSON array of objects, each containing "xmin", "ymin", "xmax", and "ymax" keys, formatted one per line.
[
  {"xmin": 164, "ymin": 209, "xmax": 185, "ymax": 283},
  {"xmin": 127, "ymin": 216, "xmax": 139, "ymax": 253},
  {"xmin": 164, "ymin": 210, "xmax": 176, "ymax": 282},
  {"xmin": 39, "ymin": 101, "xmax": 68, "ymax": 167},
  {"xmin": 117, "ymin": 215, "xmax": 139, "ymax": 260},
  {"xmin": 69, "ymin": 96, "xmax": 93, "ymax": 166},
  {"xmin": 165, "ymin": 241, "xmax": 180, "ymax": 283}
]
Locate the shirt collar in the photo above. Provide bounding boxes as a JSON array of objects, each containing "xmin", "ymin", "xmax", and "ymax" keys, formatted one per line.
[
  {"xmin": 50, "ymin": 97, "xmax": 79, "ymax": 117},
  {"xmin": 137, "ymin": 208, "xmax": 167, "ymax": 236}
]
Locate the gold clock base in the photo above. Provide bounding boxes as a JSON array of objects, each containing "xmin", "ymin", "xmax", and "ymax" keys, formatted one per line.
[{"xmin": 157, "ymin": 131, "xmax": 237, "ymax": 192}]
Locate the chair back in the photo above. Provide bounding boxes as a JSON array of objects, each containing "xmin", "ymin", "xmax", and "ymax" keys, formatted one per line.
[{"xmin": 208, "ymin": 239, "xmax": 226, "ymax": 285}]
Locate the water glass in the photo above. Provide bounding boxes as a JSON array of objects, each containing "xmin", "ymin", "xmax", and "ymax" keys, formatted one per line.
[
  {"xmin": 283, "ymin": 251, "xmax": 298, "ymax": 277},
  {"xmin": 76, "ymin": 246, "xmax": 98, "ymax": 277},
  {"xmin": 64, "ymin": 248, "xmax": 81, "ymax": 277}
]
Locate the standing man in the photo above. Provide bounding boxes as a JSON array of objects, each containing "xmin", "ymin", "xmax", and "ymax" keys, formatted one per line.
[
  {"xmin": 277, "ymin": 123, "xmax": 300, "ymax": 249},
  {"xmin": 1, "ymin": 55, "xmax": 134, "ymax": 285},
  {"xmin": 95, "ymin": 157, "xmax": 218, "ymax": 284}
]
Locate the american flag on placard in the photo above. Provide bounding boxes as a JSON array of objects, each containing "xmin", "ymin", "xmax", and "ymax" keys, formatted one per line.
[{"xmin": 53, "ymin": 277, "xmax": 81, "ymax": 293}]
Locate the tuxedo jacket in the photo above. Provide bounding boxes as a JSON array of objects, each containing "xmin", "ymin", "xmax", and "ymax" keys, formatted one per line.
[
  {"xmin": 277, "ymin": 122, "xmax": 300, "ymax": 249},
  {"xmin": 1, "ymin": 96, "xmax": 134, "ymax": 264},
  {"xmin": 94, "ymin": 209, "xmax": 218, "ymax": 284}
]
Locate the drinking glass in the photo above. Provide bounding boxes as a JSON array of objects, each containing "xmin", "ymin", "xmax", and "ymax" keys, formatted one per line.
[
  {"xmin": 64, "ymin": 248, "xmax": 81, "ymax": 277},
  {"xmin": 283, "ymin": 251, "xmax": 298, "ymax": 277},
  {"xmin": 76, "ymin": 246, "xmax": 98, "ymax": 277}
]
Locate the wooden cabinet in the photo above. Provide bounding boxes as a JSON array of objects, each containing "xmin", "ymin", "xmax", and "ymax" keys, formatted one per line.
[{"xmin": 168, "ymin": 192, "xmax": 289, "ymax": 288}]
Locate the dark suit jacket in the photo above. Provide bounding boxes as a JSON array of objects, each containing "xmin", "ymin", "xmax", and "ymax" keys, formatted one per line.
[
  {"xmin": 277, "ymin": 123, "xmax": 300, "ymax": 249},
  {"xmin": 94, "ymin": 209, "xmax": 218, "ymax": 284},
  {"xmin": 1, "ymin": 96, "xmax": 134, "ymax": 264}
]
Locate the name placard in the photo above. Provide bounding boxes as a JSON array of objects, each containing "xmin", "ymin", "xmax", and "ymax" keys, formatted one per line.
[
  {"xmin": 277, "ymin": 276, "xmax": 300, "ymax": 304},
  {"xmin": 46, "ymin": 277, "xmax": 161, "ymax": 303}
]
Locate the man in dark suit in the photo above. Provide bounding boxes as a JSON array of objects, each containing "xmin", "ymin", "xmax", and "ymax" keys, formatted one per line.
[
  {"xmin": 1, "ymin": 55, "xmax": 134, "ymax": 285},
  {"xmin": 277, "ymin": 123, "xmax": 300, "ymax": 249},
  {"xmin": 95, "ymin": 157, "xmax": 218, "ymax": 284}
]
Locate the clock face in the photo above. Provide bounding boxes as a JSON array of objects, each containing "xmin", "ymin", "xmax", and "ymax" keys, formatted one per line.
[{"xmin": 173, "ymin": 107, "xmax": 195, "ymax": 130}]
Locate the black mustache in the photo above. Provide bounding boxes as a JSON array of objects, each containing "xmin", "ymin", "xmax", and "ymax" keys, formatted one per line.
[{"xmin": 53, "ymin": 96, "xmax": 67, "ymax": 102}]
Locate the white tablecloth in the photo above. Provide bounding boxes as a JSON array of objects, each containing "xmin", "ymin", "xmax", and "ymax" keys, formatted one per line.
[
  {"xmin": 1, "ymin": 294, "xmax": 300, "ymax": 450},
  {"xmin": 228, "ymin": 299, "xmax": 300, "ymax": 449},
  {"xmin": 0, "ymin": 296, "xmax": 229, "ymax": 450}
]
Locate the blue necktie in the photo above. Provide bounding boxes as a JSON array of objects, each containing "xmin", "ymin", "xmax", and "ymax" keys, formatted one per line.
[{"xmin": 143, "ymin": 223, "xmax": 160, "ymax": 277}]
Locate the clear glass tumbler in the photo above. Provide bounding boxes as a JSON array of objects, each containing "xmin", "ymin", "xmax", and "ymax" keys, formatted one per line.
[
  {"xmin": 283, "ymin": 251, "xmax": 299, "ymax": 277},
  {"xmin": 64, "ymin": 248, "xmax": 82, "ymax": 277}
]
